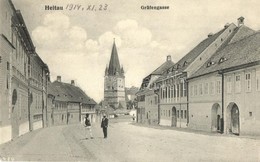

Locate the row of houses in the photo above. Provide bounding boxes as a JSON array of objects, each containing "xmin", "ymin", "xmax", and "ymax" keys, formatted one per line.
[
  {"xmin": 47, "ymin": 76, "xmax": 97, "ymax": 126},
  {"xmin": 136, "ymin": 17, "xmax": 260, "ymax": 136},
  {"xmin": 0, "ymin": 0, "xmax": 96, "ymax": 145}
]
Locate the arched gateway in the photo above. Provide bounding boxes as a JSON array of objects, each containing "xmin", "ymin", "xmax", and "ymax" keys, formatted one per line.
[
  {"xmin": 211, "ymin": 103, "xmax": 222, "ymax": 132},
  {"xmin": 227, "ymin": 102, "xmax": 240, "ymax": 135}
]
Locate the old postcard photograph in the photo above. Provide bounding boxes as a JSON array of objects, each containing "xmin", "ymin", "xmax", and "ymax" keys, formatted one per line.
[{"xmin": 0, "ymin": 0, "xmax": 260, "ymax": 161}]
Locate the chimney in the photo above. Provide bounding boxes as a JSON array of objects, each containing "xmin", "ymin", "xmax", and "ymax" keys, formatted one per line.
[
  {"xmin": 57, "ymin": 76, "xmax": 61, "ymax": 82},
  {"xmin": 167, "ymin": 55, "xmax": 172, "ymax": 61},
  {"xmin": 237, "ymin": 16, "xmax": 244, "ymax": 27},
  {"xmin": 71, "ymin": 80, "xmax": 75, "ymax": 86},
  {"xmin": 208, "ymin": 33, "xmax": 213, "ymax": 37},
  {"xmin": 224, "ymin": 23, "xmax": 230, "ymax": 29}
]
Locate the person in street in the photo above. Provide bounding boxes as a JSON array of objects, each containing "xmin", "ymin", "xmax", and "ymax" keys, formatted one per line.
[
  {"xmin": 84, "ymin": 114, "xmax": 93, "ymax": 139},
  {"xmin": 101, "ymin": 114, "xmax": 108, "ymax": 138}
]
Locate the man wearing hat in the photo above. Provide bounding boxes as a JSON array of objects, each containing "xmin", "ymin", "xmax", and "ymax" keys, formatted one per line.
[
  {"xmin": 101, "ymin": 114, "xmax": 109, "ymax": 138},
  {"xmin": 84, "ymin": 114, "xmax": 94, "ymax": 139}
]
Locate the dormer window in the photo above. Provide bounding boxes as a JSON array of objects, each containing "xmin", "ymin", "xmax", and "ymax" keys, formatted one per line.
[
  {"xmin": 207, "ymin": 61, "xmax": 215, "ymax": 67},
  {"xmin": 183, "ymin": 61, "xmax": 188, "ymax": 67},
  {"xmin": 219, "ymin": 57, "xmax": 227, "ymax": 63},
  {"xmin": 176, "ymin": 64, "xmax": 180, "ymax": 69}
]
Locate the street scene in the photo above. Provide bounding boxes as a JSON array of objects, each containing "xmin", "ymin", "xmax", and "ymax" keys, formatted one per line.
[
  {"xmin": 1, "ymin": 0, "xmax": 260, "ymax": 161},
  {"xmin": 1, "ymin": 116, "xmax": 259, "ymax": 162}
]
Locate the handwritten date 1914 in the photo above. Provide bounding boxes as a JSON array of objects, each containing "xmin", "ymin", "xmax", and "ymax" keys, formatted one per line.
[{"xmin": 65, "ymin": 4, "xmax": 108, "ymax": 11}]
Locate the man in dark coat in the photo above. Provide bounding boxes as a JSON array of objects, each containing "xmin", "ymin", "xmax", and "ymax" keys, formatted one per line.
[{"xmin": 101, "ymin": 114, "xmax": 108, "ymax": 138}]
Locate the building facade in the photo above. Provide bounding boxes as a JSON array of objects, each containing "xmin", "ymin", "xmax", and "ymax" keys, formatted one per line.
[
  {"xmin": 155, "ymin": 22, "xmax": 237, "ymax": 128},
  {"xmin": 188, "ymin": 19, "xmax": 260, "ymax": 135},
  {"xmin": 136, "ymin": 55, "xmax": 174, "ymax": 124},
  {"xmin": 0, "ymin": 0, "xmax": 49, "ymax": 144}
]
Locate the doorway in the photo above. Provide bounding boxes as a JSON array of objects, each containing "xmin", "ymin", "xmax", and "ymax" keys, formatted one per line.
[{"xmin": 171, "ymin": 107, "xmax": 177, "ymax": 127}]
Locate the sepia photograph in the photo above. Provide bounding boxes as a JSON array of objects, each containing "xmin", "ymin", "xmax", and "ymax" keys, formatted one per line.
[{"xmin": 0, "ymin": 0, "xmax": 260, "ymax": 161}]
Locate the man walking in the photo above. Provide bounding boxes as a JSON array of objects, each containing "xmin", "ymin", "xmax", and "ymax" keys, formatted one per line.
[
  {"xmin": 84, "ymin": 114, "xmax": 93, "ymax": 139},
  {"xmin": 101, "ymin": 114, "xmax": 108, "ymax": 138}
]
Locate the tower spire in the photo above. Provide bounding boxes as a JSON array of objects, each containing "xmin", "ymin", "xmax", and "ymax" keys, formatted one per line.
[{"xmin": 108, "ymin": 39, "xmax": 122, "ymax": 76}]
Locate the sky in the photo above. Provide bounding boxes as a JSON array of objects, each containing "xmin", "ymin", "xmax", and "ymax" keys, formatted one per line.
[{"xmin": 12, "ymin": 0, "xmax": 260, "ymax": 102}]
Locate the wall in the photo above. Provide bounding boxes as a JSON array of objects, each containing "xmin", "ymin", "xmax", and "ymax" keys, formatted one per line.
[
  {"xmin": 188, "ymin": 73, "xmax": 222, "ymax": 132},
  {"xmin": 224, "ymin": 65, "xmax": 260, "ymax": 135}
]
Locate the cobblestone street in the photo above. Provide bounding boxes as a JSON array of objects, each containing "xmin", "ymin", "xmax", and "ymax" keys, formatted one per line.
[{"xmin": 0, "ymin": 117, "xmax": 259, "ymax": 162}]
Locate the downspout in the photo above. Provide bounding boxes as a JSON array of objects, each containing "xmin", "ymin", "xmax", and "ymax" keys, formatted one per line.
[
  {"xmin": 42, "ymin": 67, "xmax": 45, "ymax": 128},
  {"xmin": 154, "ymin": 87, "xmax": 160, "ymax": 125},
  {"xmin": 186, "ymin": 80, "xmax": 189, "ymax": 125},
  {"xmin": 221, "ymin": 71, "xmax": 224, "ymax": 134},
  {"xmin": 158, "ymin": 93, "xmax": 160, "ymax": 125}
]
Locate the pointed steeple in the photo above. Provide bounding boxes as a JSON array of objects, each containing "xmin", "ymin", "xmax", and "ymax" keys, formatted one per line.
[
  {"xmin": 121, "ymin": 66, "xmax": 124, "ymax": 74},
  {"xmin": 108, "ymin": 39, "xmax": 122, "ymax": 76},
  {"xmin": 105, "ymin": 66, "xmax": 108, "ymax": 76}
]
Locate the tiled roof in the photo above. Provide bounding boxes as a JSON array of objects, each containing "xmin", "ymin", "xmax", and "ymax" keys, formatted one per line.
[
  {"xmin": 126, "ymin": 86, "xmax": 139, "ymax": 95},
  {"xmin": 48, "ymin": 81, "xmax": 96, "ymax": 105},
  {"xmin": 170, "ymin": 28, "xmax": 226, "ymax": 74},
  {"xmin": 140, "ymin": 59, "xmax": 174, "ymax": 89},
  {"xmin": 190, "ymin": 31, "xmax": 260, "ymax": 78},
  {"xmin": 150, "ymin": 59, "xmax": 174, "ymax": 75},
  {"xmin": 156, "ymin": 28, "xmax": 226, "ymax": 82}
]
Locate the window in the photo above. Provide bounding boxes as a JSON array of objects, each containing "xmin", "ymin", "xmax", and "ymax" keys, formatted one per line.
[
  {"xmin": 199, "ymin": 84, "xmax": 203, "ymax": 96},
  {"xmin": 204, "ymin": 83, "xmax": 209, "ymax": 95},
  {"xmin": 174, "ymin": 85, "xmax": 176, "ymax": 98},
  {"xmin": 180, "ymin": 83, "xmax": 183, "ymax": 97},
  {"xmin": 160, "ymin": 88, "xmax": 163, "ymax": 99},
  {"xmin": 190, "ymin": 85, "xmax": 194, "ymax": 96},
  {"xmin": 245, "ymin": 73, "xmax": 251, "ymax": 92},
  {"xmin": 169, "ymin": 110, "xmax": 170, "ymax": 117},
  {"xmin": 177, "ymin": 110, "xmax": 179, "ymax": 118},
  {"xmin": 194, "ymin": 85, "xmax": 198, "ymax": 96},
  {"xmin": 181, "ymin": 110, "xmax": 183, "ymax": 118},
  {"xmin": 257, "ymin": 71, "xmax": 260, "ymax": 91},
  {"xmin": 210, "ymin": 82, "xmax": 215, "ymax": 95},
  {"xmin": 235, "ymin": 75, "xmax": 241, "ymax": 93},
  {"xmin": 183, "ymin": 83, "xmax": 187, "ymax": 97},
  {"xmin": 249, "ymin": 112, "xmax": 252, "ymax": 117},
  {"xmin": 6, "ymin": 76, "xmax": 9, "ymax": 89},
  {"xmin": 216, "ymin": 81, "xmax": 221, "ymax": 94},
  {"xmin": 227, "ymin": 76, "xmax": 232, "ymax": 94},
  {"xmin": 184, "ymin": 110, "xmax": 187, "ymax": 119},
  {"xmin": 170, "ymin": 86, "xmax": 174, "ymax": 99},
  {"xmin": 177, "ymin": 84, "xmax": 180, "ymax": 97}
]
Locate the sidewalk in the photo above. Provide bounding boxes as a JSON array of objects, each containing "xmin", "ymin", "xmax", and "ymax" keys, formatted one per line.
[{"xmin": 132, "ymin": 122, "xmax": 260, "ymax": 140}]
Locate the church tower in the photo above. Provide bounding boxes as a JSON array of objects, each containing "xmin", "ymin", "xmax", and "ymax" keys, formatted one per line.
[{"xmin": 104, "ymin": 40, "xmax": 126, "ymax": 109}]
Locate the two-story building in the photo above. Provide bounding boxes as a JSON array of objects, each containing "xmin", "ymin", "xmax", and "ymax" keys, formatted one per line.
[
  {"xmin": 155, "ymin": 22, "xmax": 238, "ymax": 128},
  {"xmin": 136, "ymin": 55, "xmax": 174, "ymax": 124},
  {"xmin": 188, "ymin": 18, "xmax": 259, "ymax": 135}
]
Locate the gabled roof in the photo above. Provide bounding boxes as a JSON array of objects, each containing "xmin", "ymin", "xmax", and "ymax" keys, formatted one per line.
[
  {"xmin": 140, "ymin": 58, "xmax": 174, "ymax": 89},
  {"xmin": 150, "ymin": 59, "xmax": 174, "ymax": 75},
  {"xmin": 107, "ymin": 41, "xmax": 123, "ymax": 76},
  {"xmin": 155, "ymin": 28, "xmax": 227, "ymax": 83},
  {"xmin": 49, "ymin": 81, "xmax": 96, "ymax": 105},
  {"xmin": 126, "ymin": 86, "xmax": 139, "ymax": 95},
  {"xmin": 170, "ymin": 28, "xmax": 226, "ymax": 74},
  {"xmin": 190, "ymin": 31, "xmax": 260, "ymax": 79}
]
